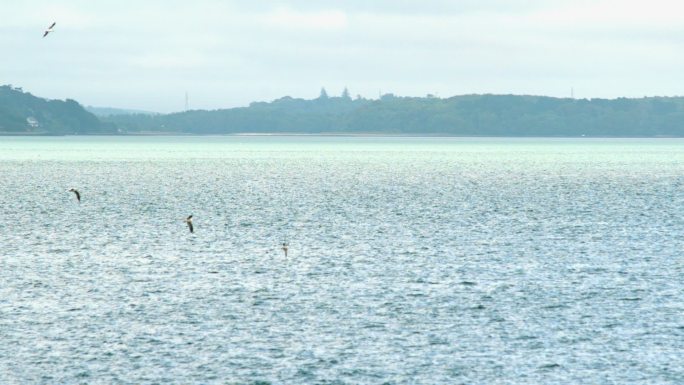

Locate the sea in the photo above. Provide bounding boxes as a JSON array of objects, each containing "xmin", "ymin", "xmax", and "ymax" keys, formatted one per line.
[{"xmin": 0, "ymin": 136, "xmax": 683, "ymax": 384}]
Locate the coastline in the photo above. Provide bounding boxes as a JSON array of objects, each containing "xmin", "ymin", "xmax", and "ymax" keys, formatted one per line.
[{"xmin": 1, "ymin": 132, "xmax": 682, "ymax": 138}]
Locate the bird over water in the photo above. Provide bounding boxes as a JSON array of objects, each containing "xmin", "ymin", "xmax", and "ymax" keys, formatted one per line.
[
  {"xmin": 43, "ymin": 22, "xmax": 55, "ymax": 38},
  {"xmin": 185, "ymin": 215, "xmax": 194, "ymax": 233},
  {"xmin": 69, "ymin": 188, "xmax": 80, "ymax": 203}
]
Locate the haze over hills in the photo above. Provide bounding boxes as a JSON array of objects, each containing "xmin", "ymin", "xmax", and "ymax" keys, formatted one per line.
[
  {"xmin": 4, "ymin": 85, "xmax": 684, "ymax": 136},
  {"xmin": 86, "ymin": 106, "xmax": 159, "ymax": 117}
]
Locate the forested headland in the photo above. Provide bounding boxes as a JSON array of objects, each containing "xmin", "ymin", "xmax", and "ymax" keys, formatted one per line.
[{"xmin": 0, "ymin": 85, "xmax": 114, "ymax": 134}]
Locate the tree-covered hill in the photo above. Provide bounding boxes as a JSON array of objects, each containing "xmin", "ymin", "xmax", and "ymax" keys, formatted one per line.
[
  {"xmin": 106, "ymin": 91, "xmax": 684, "ymax": 137},
  {"xmin": 0, "ymin": 85, "xmax": 115, "ymax": 134},
  {"xmin": 5, "ymin": 85, "xmax": 684, "ymax": 136}
]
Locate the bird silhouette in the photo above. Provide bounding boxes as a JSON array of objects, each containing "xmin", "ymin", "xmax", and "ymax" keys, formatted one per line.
[
  {"xmin": 43, "ymin": 22, "xmax": 56, "ymax": 38},
  {"xmin": 69, "ymin": 188, "xmax": 80, "ymax": 203},
  {"xmin": 185, "ymin": 215, "xmax": 194, "ymax": 233}
]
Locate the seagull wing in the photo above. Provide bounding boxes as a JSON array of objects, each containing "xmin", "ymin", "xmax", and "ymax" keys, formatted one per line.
[
  {"xmin": 43, "ymin": 31, "xmax": 49, "ymax": 37},
  {"xmin": 74, "ymin": 190, "xmax": 81, "ymax": 202},
  {"xmin": 187, "ymin": 221, "xmax": 194, "ymax": 233},
  {"xmin": 49, "ymin": 22, "xmax": 56, "ymax": 29}
]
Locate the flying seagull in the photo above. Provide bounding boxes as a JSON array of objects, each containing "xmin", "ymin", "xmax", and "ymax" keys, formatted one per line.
[
  {"xmin": 43, "ymin": 22, "xmax": 56, "ymax": 38},
  {"xmin": 281, "ymin": 242, "xmax": 288, "ymax": 257},
  {"xmin": 69, "ymin": 188, "xmax": 80, "ymax": 203},
  {"xmin": 185, "ymin": 215, "xmax": 194, "ymax": 233}
]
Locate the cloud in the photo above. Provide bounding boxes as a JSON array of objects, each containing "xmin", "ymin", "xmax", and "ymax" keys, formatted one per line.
[
  {"xmin": 232, "ymin": 0, "xmax": 564, "ymax": 15},
  {"xmin": 2, "ymin": 0, "xmax": 684, "ymax": 112},
  {"xmin": 528, "ymin": 0, "xmax": 684, "ymax": 26},
  {"xmin": 261, "ymin": 8, "xmax": 349, "ymax": 30},
  {"xmin": 129, "ymin": 53, "xmax": 210, "ymax": 70}
]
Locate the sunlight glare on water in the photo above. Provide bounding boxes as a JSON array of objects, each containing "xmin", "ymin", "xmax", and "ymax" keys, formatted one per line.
[{"xmin": 1, "ymin": 136, "xmax": 683, "ymax": 384}]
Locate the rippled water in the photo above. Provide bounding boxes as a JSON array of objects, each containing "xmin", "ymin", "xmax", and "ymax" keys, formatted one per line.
[{"xmin": 1, "ymin": 136, "xmax": 683, "ymax": 384}]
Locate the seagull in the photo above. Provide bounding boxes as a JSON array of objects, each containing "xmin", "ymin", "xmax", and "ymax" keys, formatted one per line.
[
  {"xmin": 68, "ymin": 188, "xmax": 80, "ymax": 203},
  {"xmin": 185, "ymin": 215, "xmax": 194, "ymax": 233},
  {"xmin": 281, "ymin": 242, "xmax": 288, "ymax": 257},
  {"xmin": 43, "ymin": 22, "xmax": 56, "ymax": 38}
]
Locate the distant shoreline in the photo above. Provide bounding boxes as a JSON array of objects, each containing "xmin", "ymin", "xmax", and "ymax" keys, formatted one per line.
[
  {"xmin": 6, "ymin": 86, "xmax": 684, "ymax": 137},
  {"xmin": 1, "ymin": 132, "xmax": 683, "ymax": 138}
]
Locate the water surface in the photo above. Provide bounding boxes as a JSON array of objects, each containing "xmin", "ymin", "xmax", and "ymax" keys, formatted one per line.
[{"xmin": 1, "ymin": 136, "xmax": 683, "ymax": 384}]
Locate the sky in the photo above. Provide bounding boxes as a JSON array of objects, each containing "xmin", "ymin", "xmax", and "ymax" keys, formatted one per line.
[{"xmin": 2, "ymin": 0, "xmax": 684, "ymax": 112}]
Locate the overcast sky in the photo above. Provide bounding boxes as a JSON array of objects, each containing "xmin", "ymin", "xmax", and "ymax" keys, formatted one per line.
[{"xmin": 2, "ymin": 0, "xmax": 684, "ymax": 112}]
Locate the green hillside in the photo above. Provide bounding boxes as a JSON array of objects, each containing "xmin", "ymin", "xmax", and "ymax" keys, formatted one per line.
[
  {"xmin": 4, "ymin": 84, "xmax": 684, "ymax": 136},
  {"xmin": 106, "ymin": 92, "xmax": 684, "ymax": 137},
  {"xmin": 0, "ymin": 85, "xmax": 115, "ymax": 134}
]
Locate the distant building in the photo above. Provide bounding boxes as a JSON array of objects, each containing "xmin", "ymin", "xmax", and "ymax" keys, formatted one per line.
[{"xmin": 26, "ymin": 117, "xmax": 40, "ymax": 128}]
